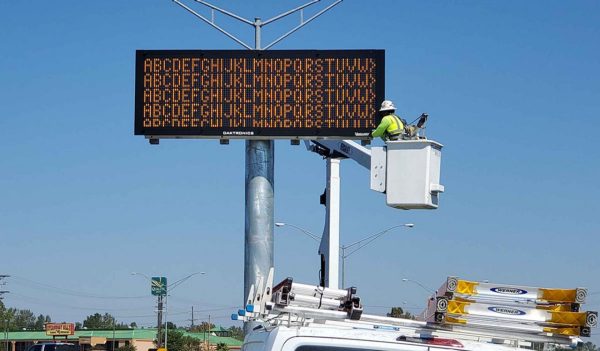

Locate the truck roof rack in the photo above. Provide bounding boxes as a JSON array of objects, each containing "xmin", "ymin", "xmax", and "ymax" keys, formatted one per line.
[
  {"xmin": 233, "ymin": 269, "xmax": 596, "ymax": 348},
  {"xmin": 425, "ymin": 277, "xmax": 597, "ymax": 338}
]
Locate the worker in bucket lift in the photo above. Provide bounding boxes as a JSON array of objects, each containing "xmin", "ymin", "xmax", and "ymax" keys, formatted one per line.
[{"xmin": 370, "ymin": 100, "xmax": 405, "ymax": 141}]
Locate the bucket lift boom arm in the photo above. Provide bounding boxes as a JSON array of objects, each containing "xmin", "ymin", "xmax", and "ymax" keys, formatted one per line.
[
  {"xmin": 304, "ymin": 138, "xmax": 443, "ymax": 290},
  {"xmin": 303, "ymin": 139, "xmax": 372, "ymax": 290}
]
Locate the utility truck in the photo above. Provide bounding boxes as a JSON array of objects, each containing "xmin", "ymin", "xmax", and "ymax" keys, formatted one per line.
[{"xmin": 233, "ymin": 121, "xmax": 596, "ymax": 351}]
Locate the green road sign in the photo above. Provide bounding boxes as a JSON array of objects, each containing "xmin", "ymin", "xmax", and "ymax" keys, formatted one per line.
[{"xmin": 151, "ymin": 277, "xmax": 167, "ymax": 296}]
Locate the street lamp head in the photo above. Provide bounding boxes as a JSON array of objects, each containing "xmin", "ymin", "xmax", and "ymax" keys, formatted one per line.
[
  {"xmin": 404, "ymin": 223, "xmax": 415, "ymax": 228},
  {"xmin": 275, "ymin": 222, "xmax": 286, "ymax": 227},
  {"xmin": 401, "ymin": 278, "xmax": 409, "ymax": 282}
]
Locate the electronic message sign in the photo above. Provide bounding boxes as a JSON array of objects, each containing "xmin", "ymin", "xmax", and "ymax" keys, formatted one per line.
[{"xmin": 135, "ymin": 50, "xmax": 384, "ymax": 139}]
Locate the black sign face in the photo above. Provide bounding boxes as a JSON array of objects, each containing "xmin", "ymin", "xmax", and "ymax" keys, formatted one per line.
[{"xmin": 135, "ymin": 50, "xmax": 385, "ymax": 139}]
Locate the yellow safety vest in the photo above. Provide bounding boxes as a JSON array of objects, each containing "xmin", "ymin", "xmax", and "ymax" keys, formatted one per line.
[{"xmin": 372, "ymin": 114, "xmax": 404, "ymax": 140}]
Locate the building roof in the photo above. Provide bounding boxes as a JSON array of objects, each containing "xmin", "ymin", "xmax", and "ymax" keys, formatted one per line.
[
  {"xmin": 3, "ymin": 329, "xmax": 156, "ymax": 341},
  {"xmin": 2, "ymin": 329, "xmax": 243, "ymax": 346}
]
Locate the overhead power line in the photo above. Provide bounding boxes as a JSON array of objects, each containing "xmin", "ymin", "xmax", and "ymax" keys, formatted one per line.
[{"xmin": 11, "ymin": 276, "xmax": 151, "ymax": 299}]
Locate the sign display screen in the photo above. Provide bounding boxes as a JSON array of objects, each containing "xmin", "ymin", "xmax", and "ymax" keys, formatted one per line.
[{"xmin": 135, "ymin": 50, "xmax": 385, "ymax": 139}]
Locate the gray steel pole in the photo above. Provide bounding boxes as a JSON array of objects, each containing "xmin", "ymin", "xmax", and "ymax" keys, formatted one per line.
[
  {"xmin": 244, "ymin": 18, "xmax": 274, "ymax": 334},
  {"xmin": 170, "ymin": 0, "xmax": 343, "ymax": 335},
  {"xmin": 156, "ymin": 295, "xmax": 163, "ymax": 347}
]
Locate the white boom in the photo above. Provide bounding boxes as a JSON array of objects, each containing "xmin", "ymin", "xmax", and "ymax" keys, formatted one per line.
[{"xmin": 304, "ymin": 138, "xmax": 444, "ymax": 289}]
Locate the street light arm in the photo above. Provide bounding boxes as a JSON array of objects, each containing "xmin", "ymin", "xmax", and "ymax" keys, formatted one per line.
[
  {"xmin": 343, "ymin": 224, "xmax": 413, "ymax": 250},
  {"xmin": 343, "ymin": 230, "xmax": 393, "ymax": 258},
  {"xmin": 402, "ymin": 278, "xmax": 435, "ymax": 294},
  {"xmin": 276, "ymin": 222, "xmax": 321, "ymax": 242},
  {"xmin": 131, "ymin": 272, "xmax": 152, "ymax": 282},
  {"xmin": 169, "ymin": 272, "xmax": 206, "ymax": 291}
]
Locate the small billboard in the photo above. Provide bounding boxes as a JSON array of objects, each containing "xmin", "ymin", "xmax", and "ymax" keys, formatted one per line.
[{"xmin": 45, "ymin": 323, "xmax": 75, "ymax": 336}]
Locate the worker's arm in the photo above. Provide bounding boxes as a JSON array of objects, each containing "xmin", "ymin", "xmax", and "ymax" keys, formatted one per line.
[{"xmin": 371, "ymin": 115, "xmax": 391, "ymax": 138}]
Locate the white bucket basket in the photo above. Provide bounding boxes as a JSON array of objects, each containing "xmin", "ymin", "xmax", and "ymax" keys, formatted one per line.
[{"xmin": 371, "ymin": 140, "xmax": 444, "ymax": 210}]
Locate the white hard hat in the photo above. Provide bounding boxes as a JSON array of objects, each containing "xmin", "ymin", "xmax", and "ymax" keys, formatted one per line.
[{"xmin": 379, "ymin": 100, "xmax": 396, "ymax": 111}]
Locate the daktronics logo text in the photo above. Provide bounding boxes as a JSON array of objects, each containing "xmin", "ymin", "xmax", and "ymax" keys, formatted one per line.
[
  {"xmin": 488, "ymin": 306, "xmax": 526, "ymax": 316},
  {"xmin": 490, "ymin": 287, "xmax": 528, "ymax": 295}
]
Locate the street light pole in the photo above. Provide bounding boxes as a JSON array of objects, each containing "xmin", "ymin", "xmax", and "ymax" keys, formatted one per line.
[
  {"xmin": 401, "ymin": 278, "xmax": 436, "ymax": 319},
  {"xmin": 131, "ymin": 272, "xmax": 163, "ymax": 348},
  {"xmin": 132, "ymin": 271, "xmax": 205, "ymax": 350}
]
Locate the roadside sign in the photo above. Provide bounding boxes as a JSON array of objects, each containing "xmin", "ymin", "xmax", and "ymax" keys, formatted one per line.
[
  {"xmin": 46, "ymin": 323, "xmax": 75, "ymax": 336},
  {"xmin": 151, "ymin": 276, "xmax": 167, "ymax": 296}
]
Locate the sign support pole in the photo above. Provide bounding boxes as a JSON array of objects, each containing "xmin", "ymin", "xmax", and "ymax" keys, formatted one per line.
[
  {"xmin": 243, "ymin": 20, "xmax": 275, "ymax": 334},
  {"xmin": 170, "ymin": 0, "xmax": 343, "ymax": 334}
]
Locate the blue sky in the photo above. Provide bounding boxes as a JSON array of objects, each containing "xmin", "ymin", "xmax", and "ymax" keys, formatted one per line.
[{"xmin": 1, "ymin": 0, "xmax": 599, "ymax": 343}]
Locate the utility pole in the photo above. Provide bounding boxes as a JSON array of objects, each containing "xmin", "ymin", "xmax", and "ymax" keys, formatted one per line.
[
  {"xmin": 190, "ymin": 306, "xmax": 194, "ymax": 328},
  {"xmin": 206, "ymin": 315, "xmax": 211, "ymax": 350},
  {"xmin": 156, "ymin": 295, "xmax": 163, "ymax": 348},
  {"xmin": 1, "ymin": 274, "xmax": 9, "ymax": 351},
  {"xmin": 4, "ymin": 319, "xmax": 8, "ymax": 351},
  {"xmin": 170, "ymin": 0, "xmax": 342, "ymax": 334},
  {"xmin": 0, "ymin": 275, "xmax": 9, "ymax": 302}
]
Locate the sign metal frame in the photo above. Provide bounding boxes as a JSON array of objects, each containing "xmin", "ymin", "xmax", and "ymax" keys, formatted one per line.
[{"xmin": 135, "ymin": 49, "xmax": 385, "ymax": 140}]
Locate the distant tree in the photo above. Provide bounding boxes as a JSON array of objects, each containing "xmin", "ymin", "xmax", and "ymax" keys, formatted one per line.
[
  {"xmin": 117, "ymin": 344, "xmax": 137, "ymax": 351},
  {"xmin": 13, "ymin": 309, "xmax": 36, "ymax": 329},
  {"xmin": 0, "ymin": 303, "xmax": 52, "ymax": 332},
  {"xmin": 190, "ymin": 322, "xmax": 215, "ymax": 333},
  {"xmin": 227, "ymin": 326, "xmax": 244, "ymax": 341},
  {"xmin": 75, "ymin": 322, "xmax": 82, "ymax": 330},
  {"xmin": 130, "ymin": 322, "xmax": 137, "ymax": 328},
  {"xmin": 83, "ymin": 313, "xmax": 128, "ymax": 329},
  {"xmin": 216, "ymin": 343, "xmax": 229, "ymax": 351},
  {"xmin": 166, "ymin": 321, "xmax": 177, "ymax": 329},
  {"xmin": 35, "ymin": 314, "xmax": 46, "ymax": 330},
  {"xmin": 387, "ymin": 307, "xmax": 414, "ymax": 320},
  {"xmin": 83, "ymin": 313, "xmax": 105, "ymax": 329},
  {"xmin": 166, "ymin": 329, "xmax": 200, "ymax": 351}
]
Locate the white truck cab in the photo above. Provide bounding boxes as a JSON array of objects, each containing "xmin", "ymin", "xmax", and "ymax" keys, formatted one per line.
[{"xmin": 242, "ymin": 324, "xmax": 517, "ymax": 351}]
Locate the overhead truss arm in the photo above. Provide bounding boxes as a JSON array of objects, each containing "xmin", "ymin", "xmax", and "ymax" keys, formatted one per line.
[{"xmin": 171, "ymin": 0, "xmax": 343, "ymax": 50}]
